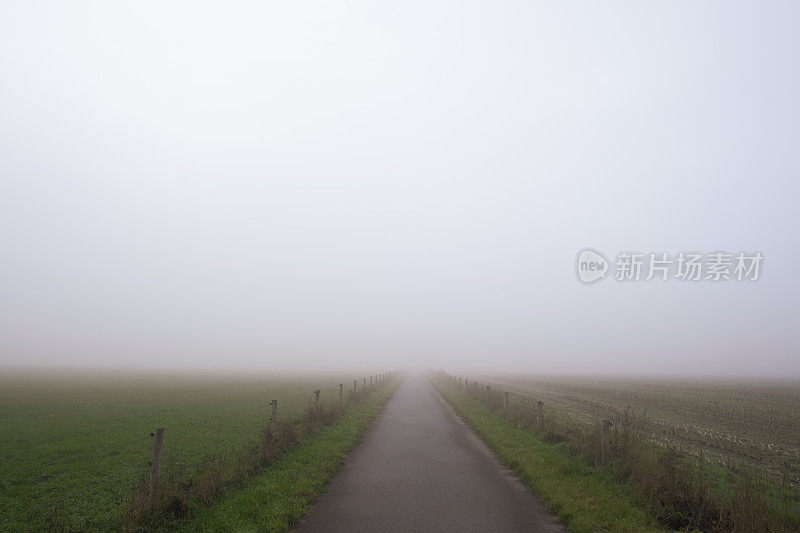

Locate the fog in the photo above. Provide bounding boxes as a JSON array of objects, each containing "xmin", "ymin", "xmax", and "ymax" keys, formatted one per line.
[{"xmin": 1, "ymin": 2, "xmax": 798, "ymax": 377}]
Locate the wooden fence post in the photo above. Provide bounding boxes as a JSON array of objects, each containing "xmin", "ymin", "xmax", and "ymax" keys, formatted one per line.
[
  {"xmin": 149, "ymin": 428, "xmax": 165, "ymax": 501},
  {"xmin": 314, "ymin": 389, "xmax": 320, "ymax": 416},
  {"xmin": 363, "ymin": 377, "xmax": 366, "ymax": 391},
  {"xmin": 338, "ymin": 384, "xmax": 343, "ymax": 407},
  {"xmin": 536, "ymin": 400, "xmax": 544, "ymax": 431},
  {"xmin": 602, "ymin": 420, "xmax": 612, "ymax": 462},
  {"xmin": 269, "ymin": 399, "xmax": 278, "ymax": 433}
]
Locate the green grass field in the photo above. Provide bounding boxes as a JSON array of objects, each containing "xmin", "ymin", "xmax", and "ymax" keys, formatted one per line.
[{"xmin": 0, "ymin": 369, "xmax": 377, "ymax": 530}]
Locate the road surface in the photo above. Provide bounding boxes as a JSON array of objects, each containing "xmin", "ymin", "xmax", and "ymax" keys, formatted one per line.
[{"xmin": 295, "ymin": 373, "xmax": 565, "ymax": 532}]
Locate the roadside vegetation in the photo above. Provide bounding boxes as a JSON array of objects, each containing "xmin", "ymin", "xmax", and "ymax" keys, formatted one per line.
[
  {"xmin": 0, "ymin": 370, "xmax": 398, "ymax": 531},
  {"xmin": 127, "ymin": 373, "xmax": 398, "ymax": 530},
  {"xmin": 432, "ymin": 372, "xmax": 800, "ymax": 533},
  {"xmin": 178, "ymin": 386, "xmax": 397, "ymax": 531}
]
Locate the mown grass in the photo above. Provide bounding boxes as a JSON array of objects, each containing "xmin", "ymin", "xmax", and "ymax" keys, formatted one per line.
[
  {"xmin": 432, "ymin": 379, "xmax": 665, "ymax": 533},
  {"xmin": 179, "ymin": 385, "xmax": 397, "ymax": 531},
  {"xmin": 0, "ymin": 369, "xmax": 382, "ymax": 531}
]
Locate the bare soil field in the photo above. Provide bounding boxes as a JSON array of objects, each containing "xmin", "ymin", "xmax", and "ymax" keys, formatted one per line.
[{"xmin": 482, "ymin": 376, "xmax": 800, "ymax": 484}]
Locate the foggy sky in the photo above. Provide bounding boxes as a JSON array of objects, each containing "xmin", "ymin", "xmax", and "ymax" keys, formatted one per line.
[{"xmin": 1, "ymin": 2, "xmax": 798, "ymax": 377}]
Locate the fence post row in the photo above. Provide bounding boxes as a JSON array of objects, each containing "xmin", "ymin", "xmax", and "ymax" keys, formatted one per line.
[{"xmin": 142, "ymin": 371, "xmax": 401, "ymax": 505}]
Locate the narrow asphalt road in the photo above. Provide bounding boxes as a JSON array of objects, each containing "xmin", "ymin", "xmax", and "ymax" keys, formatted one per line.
[{"xmin": 295, "ymin": 373, "xmax": 565, "ymax": 532}]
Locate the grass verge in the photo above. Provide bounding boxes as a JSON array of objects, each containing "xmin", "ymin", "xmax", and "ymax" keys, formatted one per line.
[
  {"xmin": 175, "ymin": 383, "xmax": 398, "ymax": 532},
  {"xmin": 431, "ymin": 378, "xmax": 666, "ymax": 533}
]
